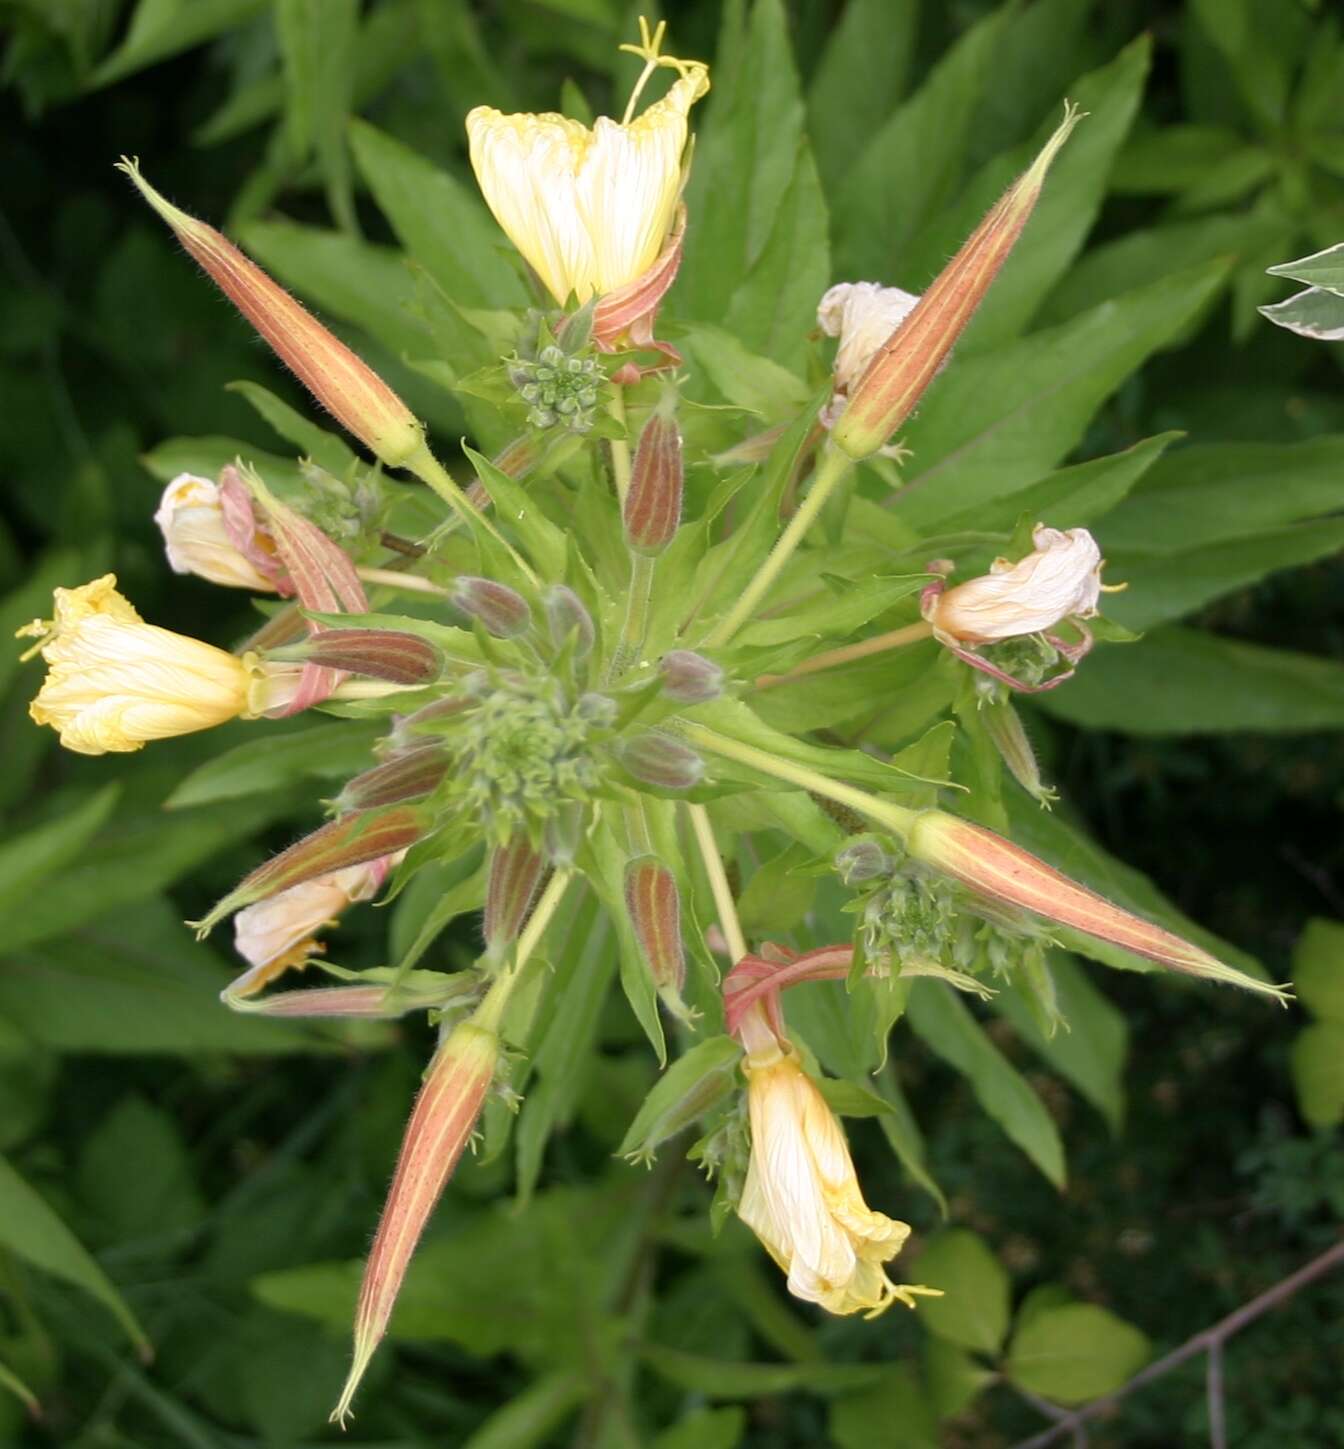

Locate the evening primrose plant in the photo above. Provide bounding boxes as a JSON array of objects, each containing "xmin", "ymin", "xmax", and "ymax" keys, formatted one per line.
[{"xmin": 16, "ymin": 15, "xmax": 1291, "ymax": 1430}]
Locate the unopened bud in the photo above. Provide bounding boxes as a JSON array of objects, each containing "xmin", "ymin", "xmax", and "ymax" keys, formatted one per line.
[
  {"xmin": 332, "ymin": 1021, "xmax": 498, "ymax": 1426},
  {"xmin": 623, "ymin": 410, "xmax": 684, "ymax": 555},
  {"xmin": 451, "ymin": 576, "xmax": 532, "ymax": 638},
  {"xmin": 835, "ymin": 837, "xmax": 893, "ymax": 885},
  {"xmin": 279, "ymin": 629, "xmax": 444, "ymax": 685},
  {"xmin": 543, "ymin": 584, "xmax": 595, "ymax": 658},
  {"xmin": 117, "ymin": 160, "xmax": 423, "ymax": 468},
  {"xmin": 904, "ymin": 811, "xmax": 1290, "ymax": 1001},
  {"xmin": 483, "ymin": 837, "xmax": 546, "ymax": 956},
  {"xmin": 659, "ymin": 650, "xmax": 723, "ymax": 704},
  {"xmin": 192, "ymin": 805, "xmax": 432, "ymax": 937},
  {"xmin": 620, "ymin": 731, "xmax": 704, "ymax": 791},
  {"xmin": 388, "ymin": 694, "xmax": 471, "ymax": 750},
  {"xmin": 617, "ymin": 1034, "xmax": 743, "ymax": 1166},
  {"xmin": 625, "ymin": 856, "xmax": 686, "ymax": 997},
  {"xmin": 337, "ymin": 746, "xmax": 450, "ymax": 811},
  {"xmin": 832, "ymin": 104, "xmax": 1083, "ymax": 460},
  {"xmin": 979, "ymin": 695, "xmax": 1056, "ymax": 808}
]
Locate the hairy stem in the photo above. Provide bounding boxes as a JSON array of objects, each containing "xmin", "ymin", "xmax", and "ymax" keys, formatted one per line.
[
  {"xmin": 610, "ymin": 551, "xmax": 657, "ymax": 679},
  {"xmin": 705, "ymin": 441, "xmax": 852, "ymax": 648},
  {"xmin": 473, "ymin": 869, "xmax": 572, "ymax": 1034},
  {"xmin": 756, "ymin": 619, "xmax": 935, "ymax": 690}
]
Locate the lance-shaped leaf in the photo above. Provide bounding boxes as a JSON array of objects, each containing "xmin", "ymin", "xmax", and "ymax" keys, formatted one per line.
[
  {"xmin": 332, "ymin": 1021, "xmax": 498, "ymax": 1425},
  {"xmin": 192, "ymin": 804, "xmax": 433, "ymax": 936},
  {"xmin": 833, "ymin": 104, "xmax": 1083, "ymax": 460},
  {"xmin": 117, "ymin": 159, "xmax": 425, "ymax": 468},
  {"xmin": 904, "ymin": 812, "xmax": 1290, "ymax": 1000}
]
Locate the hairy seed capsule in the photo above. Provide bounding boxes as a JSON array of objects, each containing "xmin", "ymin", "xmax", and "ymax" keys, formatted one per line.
[
  {"xmin": 623, "ymin": 410, "xmax": 684, "ymax": 555},
  {"xmin": 288, "ymin": 629, "xmax": 444, "ymax": 685}
]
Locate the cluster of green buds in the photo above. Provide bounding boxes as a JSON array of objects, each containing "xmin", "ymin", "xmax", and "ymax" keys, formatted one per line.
[{"xmin": 507, "ymin": 310, "xmax": 606, "ymax": 433}]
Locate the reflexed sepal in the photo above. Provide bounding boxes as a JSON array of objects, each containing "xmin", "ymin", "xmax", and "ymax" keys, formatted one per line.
[{"xmin": 192, "ymin": 805, "xmax": 433, "ymax": 937}]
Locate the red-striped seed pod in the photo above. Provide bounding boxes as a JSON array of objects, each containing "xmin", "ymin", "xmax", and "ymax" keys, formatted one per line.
[
  {"xmin": 483, "ymin": 837, "xmax": 546, "ymax": 957},
  {"xmin": 623, "ymin": 408, "xmax": 683, "ymax": 555},
  {"xmin": 624, "ymin": 855, "xmax": 686, "ymax": 997},
  {"xmin": 336, "ymin": 746, "xmax": 451, "ymax": 812},
  {"xmin": 280, "ymin": 629, "xmax": 444, "ymax": 686}
]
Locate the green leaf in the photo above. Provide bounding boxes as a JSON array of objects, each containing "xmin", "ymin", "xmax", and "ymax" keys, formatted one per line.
[
  {"xmin": 894, "ymin": 261, "xmax": 1232, "ymax": 532},
  {"xmin": 0, "ymin": 785, "xmax": 119, "ymax": 914},
  {"xmin": 680, "ymin": 325, "xmax": 813, "ymax": 419},
  {"xmin": 0, "ymin": 1152, "xmax": 149, "ymax": 1354},
  {"xmin": 1290, "ymin": 1022, "xmax": 1344, "ymax": 1129},
  {"xmin": 833, "ymin": 8, "xmax": 1003, "ymax": 283},
  {"xmin": 1042, "ymin": 626, "xmax": 1344, "ymax": 735},
  {"xmin": 460, "ymin": 1371, "xmax": 588, "ymax": 1449},
  {"xmin": 349, "ymin": 119, "xmax": 528, "ymax": 312},
  {"xmin": 1292, "ymin": 919, "xmax": 1344, "ymax": 1025},
  {"xmin": 734, "ymin": 575, "xmax": 926, "ymax": 649},
  {"xmin": 1110, "ymin": 123, "xmax": 1245, "ymax": 194},
  {"xmin": 78, "ymin": 1095, "xmax": 206, "ymax": 1241},
  {"xmin": 0, "ymin": 1357, "xmax": 37, "ymax": 1415},
  {"xmin": 276, "ymin": 0, "xmax": 358, "ymax": 231},
  {"xmin": 651, "ymin": 1406, "xmax": 746, "ymax": 1449},
  {"xmin": 993, "ymin": 956, "xmax": 1129, "ymax": 1133},
  {"xmin": 165, "ymin": 721, "xmax": 382, "ymax": 808},
  {"xmin": 681, "ymin": 0, "xmax": 805, "ymax": 324},
  {"xmin": 1259, "ymin": 286, "xmax": 1344, "ymax": 341},
  {"xmin": 88, "ymin": 0, "xmax": 267, "ymax": 88},
  {"xmin": 463, "ymin": 443, "xmax": 569, "ymax": 581},
  {"xmin": 225, "ymin": 380, "xmax": 358, "ymax": 477},
  {"xmin": 806, "ymin": 0, "xmax": 916, "ymax": 192},
  {"xmin": 639, "ymin": 1343, "xmax": 884, "ymax": 1398},
  {"xmin": 935, "ymin": 433, "xmax": 1179, "ymax": 537},
  {"xmin": 140, "ymin": 436, "xmax": 308, "ymax": 494},
  {"xmin": 907, "ymin": 983, "xmax": 1065, "ymax": 1188},
  {"xmin": 1267, "ymin": 241, "xmax": 1344, "ymax": 296},
  {"xmin": 0, "ymin": 897, "xmax": 332, "ymax": 1054},
  {"xmin": 1007, "ymin": 1302, "xmax": 1150, "ymax": 1404},
  {"xmin": 828, "ymin": 1364, "xmax": 938, "ymax": 1449},
  {"xmin": 914, "ymin": 1228, "xmax": 1011, "ymax": 1355}
]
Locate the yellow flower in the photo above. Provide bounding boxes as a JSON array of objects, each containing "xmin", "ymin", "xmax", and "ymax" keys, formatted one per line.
[
  {"xmin": 466, "ymin": 19, "xmax": 708, "ymax": 306},
  {"xmin": 926, "ymin": 525, "xmax": 1104, "ymax": 646},
  {"xmin": 154, "ymin": 473, "xmax": 279, "ymax": 591},
  {"xmin": 737, "ymin": 1041, "xmax": 936, "ymax": 1317},
  {"xmin": 19, "ymin": 574, "xmax": 286, "ymax": 755}
]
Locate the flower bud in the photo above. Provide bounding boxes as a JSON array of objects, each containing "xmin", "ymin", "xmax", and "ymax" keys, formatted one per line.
[
  {"xmin": 659, "ymin": 650, "xmax": 723, "ymax": 704},
  {"xmin": 832, "ymin": 104, "xmax": 1083, "ymax": 460},
  {"xmin": 835, "ymin": 837, "xmax": 893, "ymax": 885},
  {"xmin": 332, "ymin": 1021, "xmax": 498, "ymax": 1426},
  {"xmin": 192, "ymin": 805, "xmax": 432, "ymax": 937},
  {"xmin": 387, "ymin": 695, "xmax": 472, "ymax": 750},
  {"xmin": 543, "ymin": 584, "xmax": 595, "ymax": 658},
  {"xmin": 618, "ymin": 1034, "xmax": 742, "ymax": 1165},
  {"xmin": 904, "ymin": 811, "xmax": 1290, "ymax": 1000},
  {"xmin": 117, "ymin": 159, "xmax": 424, "ymax": 469},
  {"xmin": 277, "ymin": 629, "xmax": 444, "ymax": 685},
  {"xmin": 620, "ymin": 731, "xmax": 704, "ymax": 791},
  {"xmin": 978, "ymin": 695, "xmax": 1056, "ymax": 809},
  {"xmin": 336, "ymin": 746, "xmax": 450, "ymax": 812},
  {"xmin": 623, "ymin": 409, "xmax": 684, "ymax": 555},
  {"xmin": 483, "ymin": 837, "xmax": 546, "ymax": 957},
  {"xmin": 451, "ymin": 576, "xmax": 532, "ymax": 638},
  {"xmin": 624, "ymin": 855, "xmax": 686, "ymax": 997}
]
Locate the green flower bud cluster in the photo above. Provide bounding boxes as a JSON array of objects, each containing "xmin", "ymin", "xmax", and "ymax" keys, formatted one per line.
[
  {"xmin": 451, "ymin": 671, "xmax": 615, "ymax": 843},
  {"xmin": 978, "ymin": 632, "xmax": 1065, "ymax": 691},
  {"xmin": 859, "ymin": 869, "xmax": 959, "ymax": 969},
  {"xmin": 509, "ymin": 345, "xmax": 603, "ymax": 433}
]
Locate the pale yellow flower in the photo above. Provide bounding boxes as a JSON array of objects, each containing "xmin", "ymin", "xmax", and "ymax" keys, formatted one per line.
[
  {"xmin": 154, "ymin": 473, "xmax": 278, "ymax": 591},
  {"xmin": 927, "ymin": 525, "xmax": 1104, "ymax": 646},
  {"xmin": 19, "ymin": 574, "xmax": 286, "ymax": 755},
  {"xmin": 737, "ymin": 1041, "xmax": 934, "ymax": 1317},
  {"xmin": 466, "ymin": 21, "xmax": 708, "ymax": 306},
  {"xmin": 231, "ymin": 856, "xmax": 397, "ymax": 994},
  {"xmin": 818, "ymin": 281, "xmax": 921, "ymax": 406}
]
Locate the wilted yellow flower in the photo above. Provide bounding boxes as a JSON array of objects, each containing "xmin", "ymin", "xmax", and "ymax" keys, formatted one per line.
[
  {"xmin": 926, "ymin": 525, "xmax": 1104, "ymax": 646},
  {"xmin": 19, "ymin": 574, "xmax": 290, "ymax": 755},
  {"xmin": 231, "ymin": 855, "xmax": 398, "ymax": 996},
  {"xmin": 737, "ymin": 1038, "xmax": 936, "ymax": 1317},
  {"xmin": 154, "ymin": 473, "xmax": 279, "ymax": 591},
  {"xmin": 818, "ymin": 281, "xmax": 921, "ymax": 411},
  {"xmin": 466, "ymin": 19, "xmax": 708, "ymax": 306}
]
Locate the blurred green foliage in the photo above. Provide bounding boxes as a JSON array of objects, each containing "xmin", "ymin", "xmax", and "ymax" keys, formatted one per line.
[{"xmin": 1, "ymin": 0, "xmax": 1343, "ymax": 1445}]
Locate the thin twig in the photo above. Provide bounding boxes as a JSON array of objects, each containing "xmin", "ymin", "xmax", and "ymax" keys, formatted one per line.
[
  {"xmin": 1206, "ymin": 1339, "xmax": 1226, "ymax": 1449},
  {"xmin": 1010, "ymin": 1237, "xmax": 1344, "ymax": 1449}
]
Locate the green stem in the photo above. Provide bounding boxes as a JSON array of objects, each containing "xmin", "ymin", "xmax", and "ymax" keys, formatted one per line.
[
  {"xmin": 705, "ymin": 442, "xmax": 853, "ymax": 648},
  {"xmin": 472, "ymin": 869, "xmax": 572, "ymax": 1034},
  {"xmin": 755, "ymin": 619, "xmax": 934, "ymax": 690},
  {"xmin": 403, "ymin": 440, "xmax": 538, "ymax": 586},
  {"xmin": 680, "ymin": 724, "xmax": 919, "ymax": 839},
  {"xmin": 608, "ymin": 386, "xmax": 634, "ymax": 507},
  {"xmin": 610, "ymin": 550, "xmax": 657, "ymax": 679},
  {"xmin": 685, "ymin": 801, "xmax": 748, "ymax": 963}
]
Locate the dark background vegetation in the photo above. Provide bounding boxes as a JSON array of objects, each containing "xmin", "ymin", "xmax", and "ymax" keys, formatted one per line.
[{"xmin": 1, "ymin": 1, "xmax": 1342, "ymax": 1445}]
